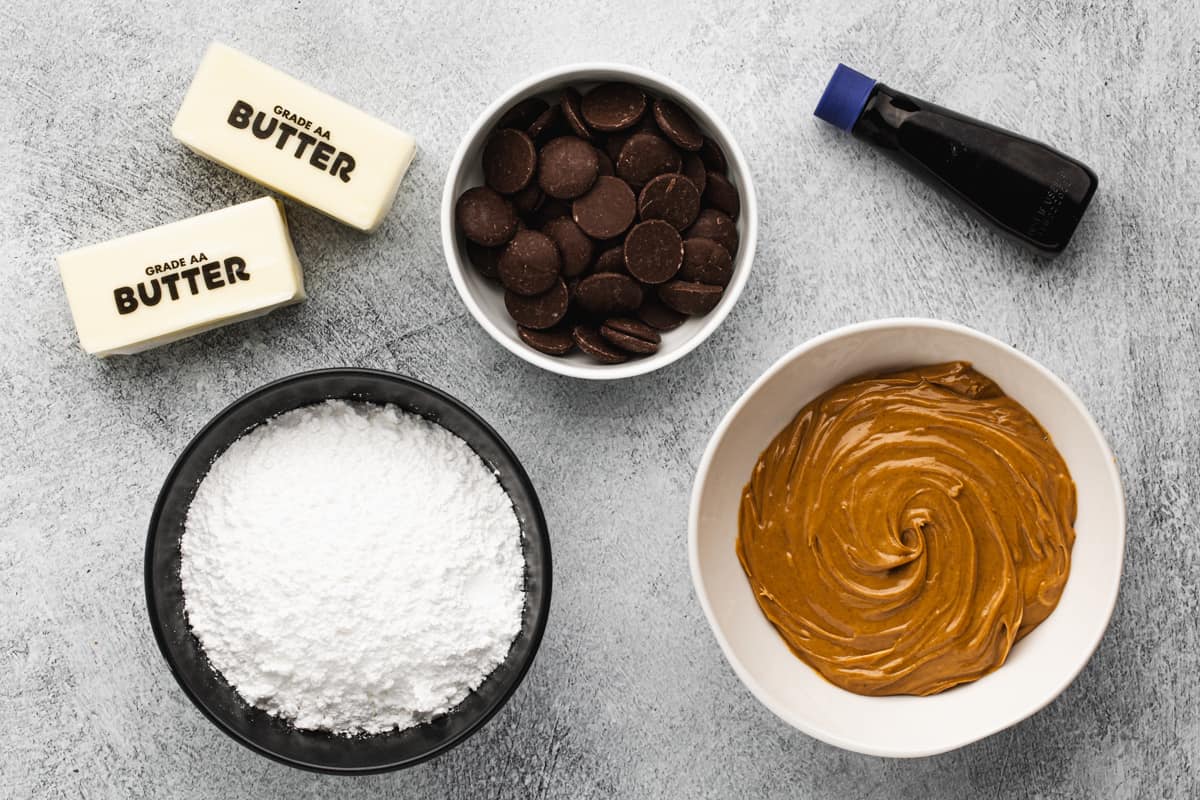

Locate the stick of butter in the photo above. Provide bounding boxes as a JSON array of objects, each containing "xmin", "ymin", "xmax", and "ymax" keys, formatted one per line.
[
  {"xmin": 57, "ymin": 197, "xmax": 305, "ymax": 357},
  {"xmin": 172, "ymin": 42, "xmax": 416, "ymax": 232}
]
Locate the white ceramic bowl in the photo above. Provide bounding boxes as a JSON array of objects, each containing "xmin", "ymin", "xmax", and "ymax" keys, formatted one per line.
[
  {"xmin": 689, "ymin": 318, "xmax": 1125, "ymax": 758},
  {"xmin": 441, "ymin": 63, "xmax": 757, "ymax": 380}
]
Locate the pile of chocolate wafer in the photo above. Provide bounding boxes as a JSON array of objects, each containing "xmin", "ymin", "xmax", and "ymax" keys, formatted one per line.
[{"xmin": 454, "ymin": 82, "xmax": 740, "ymax": 363}]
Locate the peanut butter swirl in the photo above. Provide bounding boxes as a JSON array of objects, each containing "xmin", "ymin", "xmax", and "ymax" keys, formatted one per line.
[{"xmin": 737, "ymin": 362, "xmax": 1076, "ymax": 696}]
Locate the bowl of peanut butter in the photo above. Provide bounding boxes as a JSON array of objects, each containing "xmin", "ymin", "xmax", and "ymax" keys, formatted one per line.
[{"xmin": 689, "ymin": 318, "xmax": 1125, "ymax": 758}]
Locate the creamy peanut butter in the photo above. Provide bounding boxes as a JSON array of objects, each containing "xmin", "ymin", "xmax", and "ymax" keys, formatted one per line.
[{"xmin": 737, "ymin": 362, "xmax": 1076, "ymax": 696}]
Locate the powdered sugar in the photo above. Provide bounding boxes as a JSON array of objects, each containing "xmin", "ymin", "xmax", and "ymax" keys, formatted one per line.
[{"xmin": 180, "ymin": 400, "xmax": 525, "ymax": 735}]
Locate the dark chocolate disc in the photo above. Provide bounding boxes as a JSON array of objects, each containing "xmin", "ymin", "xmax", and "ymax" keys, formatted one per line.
[
  {"xmin": 537, "ymin": 136, "xmax": 600, "ymax": 200},
  {"xmin": 636, "ymin": 297, "xmax": 687, "ymax": 331},
  {"xmin": 679, "ymin": 238, "xmax": 733, "ymax": 286},
  {"xmin": 703, "ymin": 171, "xmax": 741, "ymax": 219},
  {"xmin": 560, "ymin": 87, "xmax": 592, "ymax": 140},
  {"xmin": 498, "ymin": 229, "xmax": 561, "ymax": 296},
  {"xmin": 580, "ymin": 83, "xmax": 647, "ymax": 132},
  {"xmin": 572, "ymin": 176, "xmax": 637, "ymax": 239},
  {"xmin": 638, "ymin": 173, "xmax": 701, "ymax": 231},
  {"xmin": 505, "ymin": 279, "xmax": 569, "ymax": 329},
  {"xmin": 572, "ymin": 324, "xmax": 628, "ymax": 364},
  {"xmin": 599, "ymin": 317, "xmax": 661, "ymax": 354},
  {"xmin": 541, "ymin": 217, "xmax": 595, "ymax": 277},
  {"xmin": 519, "ymin": 324, "xmax": 575, "ymax": 355},
  {"xmin": 602, "ymin": 316, "xmax": 661, "ymax": 342},
  {"xmin": 652, "ymin": 98, "xmax": 703, "ymax": 151},
  {"xmin": 574, "ymin": 272, "xmax": 644, "ymax": 316},
  {"xmin": 616, "ymin": 133, "xmax": 682, "ymax": 188},
  {"xmin": 456, "ymin": 186, "xmax": 518, "ymax": 247},
  {"xmin": 623, "ymin": 220, "xmax": 683, "ymax": 284},
  {"xmin": 685, "ymin": 208, "xmax": 739, "ymax": 256},
  {"xmin": 483, "ymin": 128, "xmax": 537, "ymax": 194},
  {"xmin": 658, "ymin": 279, "xmax": 724, "ymax": 315}
]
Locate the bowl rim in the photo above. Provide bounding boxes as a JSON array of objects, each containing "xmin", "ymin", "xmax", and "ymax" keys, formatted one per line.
[
  {"xmin": 440, "ymin": 61, "xmax": 758, "ymax": 381},
  {"xmin": 687, "ymin": 317, "xmax": 1127, "ymax": 758},
  {"xmin": 144, "ymin": 367, "xmax": 552, "ymax": 774}
]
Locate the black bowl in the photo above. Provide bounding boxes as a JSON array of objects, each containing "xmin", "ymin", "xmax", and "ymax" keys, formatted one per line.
[{"xmin": 145, "ymin": 368, "xmax": 551, "ymax": 774}]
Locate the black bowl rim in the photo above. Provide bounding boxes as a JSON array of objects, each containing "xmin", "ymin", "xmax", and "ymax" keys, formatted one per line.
[{"xmin": 143, "ymin": 367, "xmax": 552, "ymax": 775}]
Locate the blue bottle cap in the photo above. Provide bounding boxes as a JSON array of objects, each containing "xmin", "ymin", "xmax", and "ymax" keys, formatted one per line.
[{"xmin": 814, "ymin": 64, "xmax": 877, "ymax": 132}]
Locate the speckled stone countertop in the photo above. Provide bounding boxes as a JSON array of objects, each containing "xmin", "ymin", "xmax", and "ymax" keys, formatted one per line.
[{"xmin": 2, "ymin": 1, "xmax": 1197, "ymax": 797}]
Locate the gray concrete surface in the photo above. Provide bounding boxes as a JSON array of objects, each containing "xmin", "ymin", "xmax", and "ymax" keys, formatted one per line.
[{"xmin": 2, "ymin": 1, "xmax": 1198, "ymax": 797}]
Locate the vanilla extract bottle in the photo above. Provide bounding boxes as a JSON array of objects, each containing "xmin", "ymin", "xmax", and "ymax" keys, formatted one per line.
[{"xmin": 815, "ymin": 64, "xmax": 1098, "ymax": 255}]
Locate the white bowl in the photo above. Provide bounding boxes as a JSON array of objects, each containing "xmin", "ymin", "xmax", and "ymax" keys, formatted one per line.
[
  {"xmin": 689, "ymin": 318, "xmax": 1125, "ymax": 758},
  {"xmin": 441, "ymin": 63, "xmax": 757, "ymax": 380}
]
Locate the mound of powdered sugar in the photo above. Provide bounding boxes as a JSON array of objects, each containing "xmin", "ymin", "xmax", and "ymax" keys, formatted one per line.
[{"xmin": 180, "ymin": 400, "xmax": 525, "ymax": 735}]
